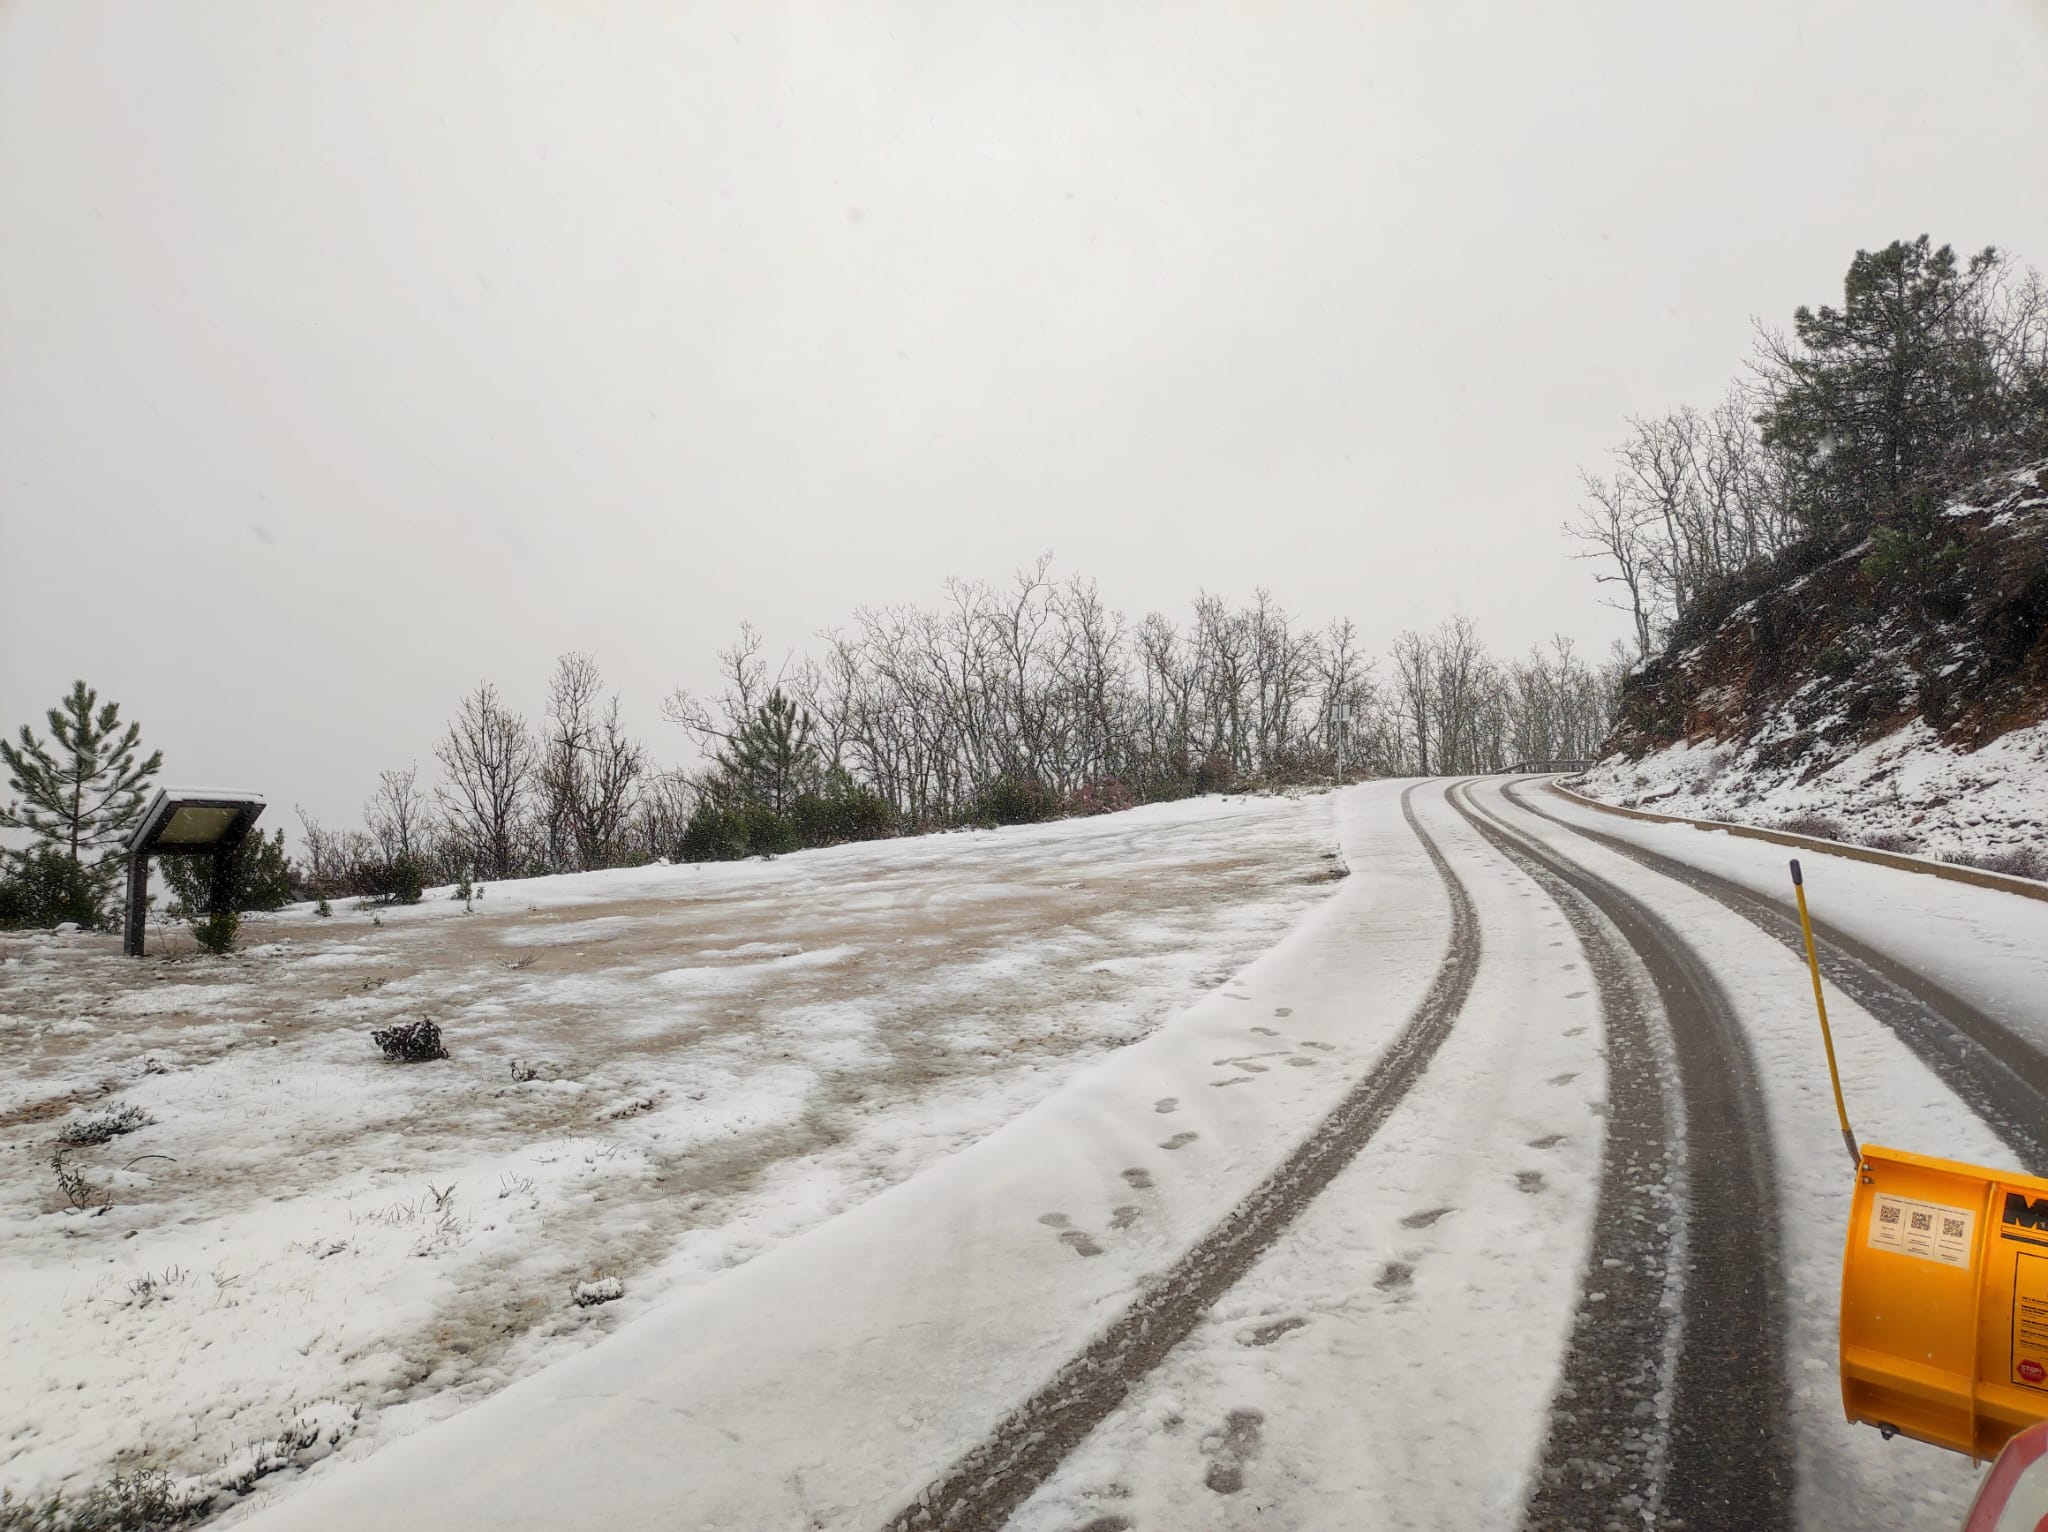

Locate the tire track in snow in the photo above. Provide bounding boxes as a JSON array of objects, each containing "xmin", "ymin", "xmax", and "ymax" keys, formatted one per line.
[
  {"xmin": 1513, "ymin": 779, "xmax": 2048, "ymax": 1175},
  {"xmin": 1443, "ymin": 781, "xmax": 1683, "ymax": 1530},
  {"xmin": 882, "ymin": 785, "xmax": 1480, "ymax": 1532},
  {"xmin": 1450, "ymin": 781, "xmax": 1793, "ymax": 1532}
]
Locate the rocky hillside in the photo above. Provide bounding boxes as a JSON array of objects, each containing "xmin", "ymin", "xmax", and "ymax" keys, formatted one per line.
[{"xmin": 1576, "ymin": 462, "xmax": 2048, "ymax": 876}]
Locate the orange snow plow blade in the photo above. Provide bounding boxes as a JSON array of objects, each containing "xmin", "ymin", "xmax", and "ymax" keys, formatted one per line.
[{"xmin": 1842, "ymin": 1145, "xmax": 2048, "ymax": 1460}]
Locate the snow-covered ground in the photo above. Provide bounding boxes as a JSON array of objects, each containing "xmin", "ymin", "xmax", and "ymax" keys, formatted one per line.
[
  {"xmin": 12, "ymin": 778, "xmax": 2048, "ymax": 1530},
  {"xmin": 1575, "ymin": 717, "xmax": 2048, "ymax": 877},
  {"xmin": 0, "ymin": 793, "xmax": 1342, "ymax": 1516}
]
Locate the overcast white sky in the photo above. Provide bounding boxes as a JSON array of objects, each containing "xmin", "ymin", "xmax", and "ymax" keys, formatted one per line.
[{"xmin": 4, "ymin": 1, "xmax": 2048, "ymax": 835}]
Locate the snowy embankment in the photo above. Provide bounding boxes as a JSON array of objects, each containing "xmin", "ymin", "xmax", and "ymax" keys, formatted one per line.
[
  {"xmin": 1574, "ymin": 715, "xmax": 2048, "ymax": 877},
  {"xmin": 0, "ymin": 793, "xmax": 1340, "ymax": 1517}
]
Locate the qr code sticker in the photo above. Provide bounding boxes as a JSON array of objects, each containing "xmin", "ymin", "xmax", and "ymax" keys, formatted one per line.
[
  {"xmin": 1944, "ymin": 1217, "xmax": 1967, "ymax": 1239},
  {"xmin": 1911, "ymin": 1211, "xmax": 1933, "ymax": 1232},
  {"xmin": 1880, "ymin": 1204, "xmax": 1902, "ymax": 1225}
]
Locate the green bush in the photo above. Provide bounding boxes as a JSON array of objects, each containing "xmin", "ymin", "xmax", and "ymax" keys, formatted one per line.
[
  {"xmin": 972, "ymin": 774, "xmax": 1062, "ymax": 827},
  {"xmin": 737, "ymin": 802, "xmax": 799, "ymax": 855},
  {"xmin": 679, "ymin": 802, "xmax": 750, "ymax": 862},
  {"xmin": 353, "ymin": 853, "xmax": 426, "ymax": 907},
  {"xmin": 191, "ymin": 909, "xmax": 241, "ymax": 955},
  {"xmin": 0, "ymin": 846, "xmax": 104, "ymax": 931},
  {"xmin": 162, "ymin": 828, "xmax": 297, "ymax": 915},
  {"xmin": 791, "ymin": 776, "xmax": 895, "ymax": 846}
]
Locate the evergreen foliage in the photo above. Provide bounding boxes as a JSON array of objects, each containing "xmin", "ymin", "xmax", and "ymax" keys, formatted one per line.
[
  {"xmin": 790, "ymin": 770, "xmax": 895, "ymax": 846},
  {"xmin": 0, "ymin": 845, "xmax": 105, "ymax": 930},
  {"xmin": 971, "ymin": 774, "xmax": 1062, "ymax": 827},
  {"xmin": 162, "ymin": 829, "xmax": 297, "ymax": 915},
  {"xmin": 191, "ymin": 909, "xmax": 241, "ymax": 955},
  {"xmin": 0, "ymin": 681, "xmax": 161, "ymax": 887},
  {"xmin": 1761, "ymin": 238, "xmax": 2018, "ymax": 532},
  {"xmin": 715, "ymin": 689, "xmax": 819, "ymax": 815}
]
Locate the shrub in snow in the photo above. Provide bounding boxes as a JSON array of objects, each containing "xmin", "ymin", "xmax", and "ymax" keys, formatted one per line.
[
  {"xmin": 971, "ymin": 773, "xmax": 1062, "ymax": 827},
  {"xmin": 1065, "ymin": 779, "xmax": 1137, "ymax": 817},
  {"xmin": 1774, "ymin": 811, "xmax": 1845, "ymax": 841},
  {"xmin": 191, "ymin": 908, "xmax": 240, "ymax": 956},
  {"xmin": 573, "ymin": 1276, "xmax": 624, "ymax": 1307},
  {"xmin": 59, "ymin": 1103, "xmax": 153, "ymax": 1146},
  {"xmin": 0, "ymin": 1466, "xmax": 197, "ymax": 1530},
  {"xmin": 163, "ymin": 827, "xmax": 297, "ymax": 915},
  {"xmin": 1946, "ymin": 845, "xmax": 2048, "ymax": 882},
  {"xmin": 371, "ymin": 1018, "xmax": 448, "ymax": 1062},
  {"xmin": 790, "ymin": 772, "xmax": 896, "ymax": 845},
  {"xmin": 315, "ymin": 896, "xmax": 332, "ymax": 918},
  {"xmin": 49, "ymin": 1148, "xmax": 104, "ymax": 1212},
  {"xmin": 0, "ymin": 844, "xmax": 104, "ymax": 932}
]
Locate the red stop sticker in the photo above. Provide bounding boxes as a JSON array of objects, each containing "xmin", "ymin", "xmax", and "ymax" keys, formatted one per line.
[{"xmin": 2018, "ymin": 1359, "xmax": 2045, "ymax": 1385}]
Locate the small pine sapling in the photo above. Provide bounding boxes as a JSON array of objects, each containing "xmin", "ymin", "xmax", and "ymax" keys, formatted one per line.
[{"xmin": 192, "ymin": 908, "xmax": 241, "ymax": 955}]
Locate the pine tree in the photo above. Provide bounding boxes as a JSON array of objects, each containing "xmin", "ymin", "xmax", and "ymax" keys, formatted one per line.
[
  {"xmin": 0, "ymin": 681, "xmax": 163, "ymax": 881},
  {"xmin": 715, "ymin": 689, "xmax": 819, "ymax": 814},
  {"xmin": 1761, "ymin": 237, "xmax": 2007, "ymax": 533}
]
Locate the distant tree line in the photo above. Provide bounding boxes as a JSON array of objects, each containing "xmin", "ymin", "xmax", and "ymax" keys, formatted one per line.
[
  {"xmin": 1570, "ymin": 236, "xmax": 2048, "ymax": 655},
  {"xmin": 2, "ymin": 598, "xmax": 1626, "ymax": 926},
  {"xmin": 289, "ymin": 569, "xmax": 1623, "ymax": 899}
]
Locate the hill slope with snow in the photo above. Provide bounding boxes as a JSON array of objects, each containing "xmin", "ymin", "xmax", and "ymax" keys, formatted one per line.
[{"xmin": 1577, "ymin": 463, "xmax": 2048, "ymax": 874}]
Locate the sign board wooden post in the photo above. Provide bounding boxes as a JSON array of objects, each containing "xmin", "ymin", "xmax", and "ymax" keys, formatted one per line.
[{"xmin": 122, "ymin": 788, "xmax": 266, "ymax": 956}]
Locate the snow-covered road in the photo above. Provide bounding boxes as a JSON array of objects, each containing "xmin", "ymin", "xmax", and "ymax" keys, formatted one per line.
[{"xmin": 15, "ymin": 779, "xmax": 2048, "ymax": 1529}]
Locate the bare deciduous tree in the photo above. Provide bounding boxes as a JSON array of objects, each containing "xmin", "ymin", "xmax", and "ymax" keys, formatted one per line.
[{"xmin": 435, "ymin": 682, "xmax": 534, "ymax": 880}]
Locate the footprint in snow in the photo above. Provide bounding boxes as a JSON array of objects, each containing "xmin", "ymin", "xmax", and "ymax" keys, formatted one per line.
[
  {"xmin": 1401, "ymin": 1206, "xmax": 1454, "ymax": 1229},
  {"xmin": 1375, "ymin": 1260, "xmax": 1415, "ymax": 1293},
  {"xmin": 1548, "ymin": 1071, "xmax": 1579, "ymax": 1086},
  {"xmin": 1285, "ymin": 1056, "xmax": 1316, "ymax": 1068},
  {"xmin": 1201, "ymin": 1410, "xmax": 1265, "ymax": 1495},
  {"xmin": 1121, "ymin": 1167, "xmax": 1154, "ymax": 1190},
  {"xmin": 1563, "ymin": 1026, "xmax": 1587, "ymax": 1038},
  {"xmin": 1039, "ymin": 1215, "xmax": 1104, "ymax": 1256},
  {"xmin": 1274, "ymin": 1007, "xmax": 1293, "ymax": 1017},
  {"xmin": 1251, "ymin": 1025, "xmax": 1281, "ymax": 1037},
  {"xmin": 1300, "ymin": 1040, "xmax": 1337, "ymax": 1053},
  {"xmin": 1528, "ymin": 1134, "xmax": 1566, "ymax": 1149},
  {"xmin": 1109, "ymin": 1205, "xmax": 1142, "ymax": 1230},
  {"xmin": 1154, "ymin": 1097, "xmax": 1179, "ymax": 1114},
  {"xmin": 1161, "ymin": 1132, "xmax": 1199, "ymax": 1150},
  {"xmin": 1566, "ymin": 990, "xmax": 1588, "ymax": 999},
  {"xmin": 1241, "ymin": 1316, "xmax": 1307, "ymax": 1347},
  {"xmin": 1517, "ymin": 1171, "xmax": 1547, "ymax": 1194},
  {"xmin": 1548, "ymin": 940, "xmax": 1564, "ymax": 948},
  {"xmin": 1211, "ymin": 1076, "xmax": 1253, "ymax": 1088}
]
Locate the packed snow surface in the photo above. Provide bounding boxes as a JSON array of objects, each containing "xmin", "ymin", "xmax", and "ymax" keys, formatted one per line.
[
  {"xmin": 11, "ymin": 779, "xmax": 2048, "ymax": 1529},
  {"xmin": 0, "ymin": 793, "xmax": 1339, "ymax": 1515}
]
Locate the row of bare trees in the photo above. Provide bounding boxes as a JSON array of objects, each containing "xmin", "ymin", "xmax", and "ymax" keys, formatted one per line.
[
  {"xmin": 296, "ymin": 569, "xmax": 1625, "ymax": 892},
  {"xmin": 1571, "ymin": 239, "xmax": 2048, "ymax": 656}
]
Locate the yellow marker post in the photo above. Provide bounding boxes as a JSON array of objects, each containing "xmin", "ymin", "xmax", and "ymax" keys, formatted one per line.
[{"xmin": 1790, "ymin": 858, "xmax": 1861, "ymax": 1168}]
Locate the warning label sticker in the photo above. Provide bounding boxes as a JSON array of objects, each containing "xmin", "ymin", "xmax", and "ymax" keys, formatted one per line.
[
  {"xmin": 1867, "ymin": 1193, "xmax": 1975, "ymax": 1268},
  {"xmin": 2014, "ymin": 1253, "xmax": 2048, "ymax": 1390}
]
